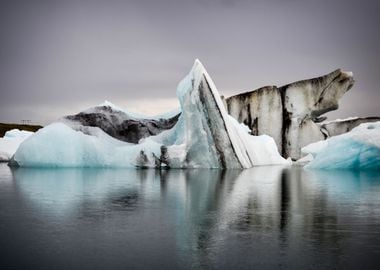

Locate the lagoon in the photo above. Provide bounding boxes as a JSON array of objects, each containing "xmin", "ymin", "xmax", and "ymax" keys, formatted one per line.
[{"xmin": 0, "ymin": 164, "xmax": 379, "ymax": 269}]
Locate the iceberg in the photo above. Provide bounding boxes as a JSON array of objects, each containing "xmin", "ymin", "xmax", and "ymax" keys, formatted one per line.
[
  {"xmin": 12, "ymin": 60, "xmax": 289, "ymax": 168},
  {"xmin": 226, "ymin": 69, "xmax": 355, "ymax": 160},
  {"xmin": 319, "ymin": 116, "xmax": 380, "ymax": 137},
  {"xmin": 63, "ymin": 100, "xmax": 181, "ymax": 144},
  {"xmin": 303, "ymin": 122, "xmax": 380, "ymax": 170},
  {"xmin": 0, "ymin": 129, "xmax": 34, "ymax": 161}
]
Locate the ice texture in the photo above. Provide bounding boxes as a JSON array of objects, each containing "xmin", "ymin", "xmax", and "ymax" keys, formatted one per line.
[
  {"xmin": 303, "ymin": 122, "xmax": 380, "ymax": 170},
  {"xmin": 226, "ymin": 69, "xmax": 355, "ymax": 160},
  {"xmin": 12, "ymin": 60, "xmax": 289, "ymax": 168},
  {"xmin": 90, "ymin": 100, "xmax": 181, "ymax": 121},
  {"xmin": 0, "ymin": 129, "xmax": 34, "ymax": 161},
  {"xmin": 62, "ymin": 101, "xmax": 180, "ymax": 144},
  {"xmin": 4, "ymin": 129, "xmax": 34, "ymax": 138},
  {"xmin": 319, "ymin": 116, "xmax": 380, "ymax": 137},
  {"xmin": 175, "ymin": 59, "xmax": 288, "ymax": 168}
]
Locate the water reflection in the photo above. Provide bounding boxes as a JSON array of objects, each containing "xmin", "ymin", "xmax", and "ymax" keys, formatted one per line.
[{"xmin": 1, "ymin": 165, "xmax": 379, "ymax": 269}]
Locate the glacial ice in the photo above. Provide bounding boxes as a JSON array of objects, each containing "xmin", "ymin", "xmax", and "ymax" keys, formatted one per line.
[
  {"xmin": 319, "ymin": 116, "xmax": 380, "ymax": 138},
  {"xmin": 90, "ymin": 100, "xmax": 181, "ymax": 121},
  {"xmin": 62, "ymin": 100, "xmax": 180, "ymax": 144},
  {"xmin": 0, "ymin": 129, "xmax": 34, "ymax": 161},
  {"xmin": 226, "ymin": 69, "xmax": 355, "ymax": 160},
  {"xmin": 12, "ymin": 60, "xmax": 289, "ymax": 168},
  {"xmin": 4, "ymin": 129, "xmax": 34, "ymax": 139},
  {"xmin": 303, "ymin": 122, "xmax": 380, "ymax": 170}
]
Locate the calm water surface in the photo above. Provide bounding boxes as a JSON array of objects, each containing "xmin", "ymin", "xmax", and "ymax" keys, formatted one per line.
[{"xmin": 0, "ymin": 164, "xmax": 380, "ymax": 269}]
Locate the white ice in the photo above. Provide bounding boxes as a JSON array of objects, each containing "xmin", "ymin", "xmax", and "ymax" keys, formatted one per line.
[
  {"xmin": 95, "ymin": 100, "xmax": 181, "ymax": 120},
  {"xmin": 13, "ymin": 60, "xmax": 289, "ymax": 168},
  {"xmin": 0, "ymin": 129, "xmax": 34, "ymax": 161},
  {"xmin": 303, "ymin": 121, "xmax": 380, "ymax": 170}
]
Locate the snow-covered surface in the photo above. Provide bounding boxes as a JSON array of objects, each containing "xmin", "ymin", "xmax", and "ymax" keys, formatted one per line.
[
  {"xmin": 4, "ymin": 129, "xmax": 34, "ymax": 139},
  {"xmin": 13, "ymin": 60, "xmax": 289, "ymax": 168},
  {"xmin": 94, "ymin": 100, "xmax": 180, "ymax": 120},
  {"xmin": 228, "ymin": 116, "xmax": 288, "ymax": 166},
  {"xmin": 302, "ymin": 140, "xmax": 328, "ymax": 157},
  {"xmin": 321, "ymin": 116, "xmax": 359, "ymax": 125},
  {"xmin": 0, "ymin": 129, "xmax": 34, "ymax": 161},
  {"xmin": 319, "ymin": 116, "xmax": 380, "ymax": 138},
  {"xmin": 226, "ymin": 86, "xmax": 283, "ymax": 154},
  {"xmin": 303, "ymin": 122, "xmax": 380, "ymax": 170}
]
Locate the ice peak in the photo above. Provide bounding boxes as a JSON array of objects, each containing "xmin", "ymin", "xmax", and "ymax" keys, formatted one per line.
[
  {"xmin": 194, "ymin": 58, "xmax": 202, "ymax": 65},
  {"xmin": 191, "ymin": 59, "xmax": 206, "ymax": 75},
  {"xmin": 100, "ymin": 100, "xmax": 115, "ymax": 107},
  {"xmin": 342, "ymin": 71, "xmax": 353, "ymax": 77},
  {"xmin": 96, "ymin": 100, "xmax": 129, "ymax": 114}
]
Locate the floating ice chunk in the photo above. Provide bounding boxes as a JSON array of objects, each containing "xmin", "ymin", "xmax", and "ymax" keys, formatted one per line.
[
  {"xmin": 12, "ymin": 122, "xmax": 163, "ymax": 168},
  {"xmin": 4, "ymin": 129, "xmax": 34, "ymax": 139},
  {"xmin": 304, "ymin": 122, "xmax": 380, "ymax": 170},
  {"xmin": 0, "ymin": 129, "xmax": 34, "ymax": 161}
]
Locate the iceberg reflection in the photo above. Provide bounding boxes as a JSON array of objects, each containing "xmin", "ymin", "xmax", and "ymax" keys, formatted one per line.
[{"xmin": 7, "ymin": 166, "xmax": 380, "ymax": 269}]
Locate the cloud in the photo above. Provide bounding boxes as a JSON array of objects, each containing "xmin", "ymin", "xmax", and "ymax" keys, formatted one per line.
[{"xmin": 0, "ymin": 0, "xmax": 379, "ymax": 125}]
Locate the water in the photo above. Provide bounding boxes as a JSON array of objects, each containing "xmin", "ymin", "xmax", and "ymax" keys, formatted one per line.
[{"xmin": 0, "ymin": 164, "xmax": 380, "ymax": 269}]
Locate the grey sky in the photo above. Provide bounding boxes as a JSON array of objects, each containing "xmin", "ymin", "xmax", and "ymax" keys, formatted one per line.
[{"xmin": 1, "ymin": 0, "xmax": 379, "ymax": 125}]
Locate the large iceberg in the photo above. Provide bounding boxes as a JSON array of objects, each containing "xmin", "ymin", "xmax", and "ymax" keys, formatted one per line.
[
  {"xmin": 226, "ymin": 69, "xmax": 355, "ymax": 160},
  {"xmin": 303, "ymin": 122, "xmax": 380, "ymax": 170},
  {"xmin": 0, "ymin": 129, "xmax": 34, "ymax": 161},
  {"xmin": 11, "ymin": 60, "xmax": 289, "ymax": 168}
]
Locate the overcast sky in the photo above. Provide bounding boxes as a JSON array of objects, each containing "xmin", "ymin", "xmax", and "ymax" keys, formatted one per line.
[{"xmin": 1, "ymin": 0, "xmax": 379, "ymax": 125}]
